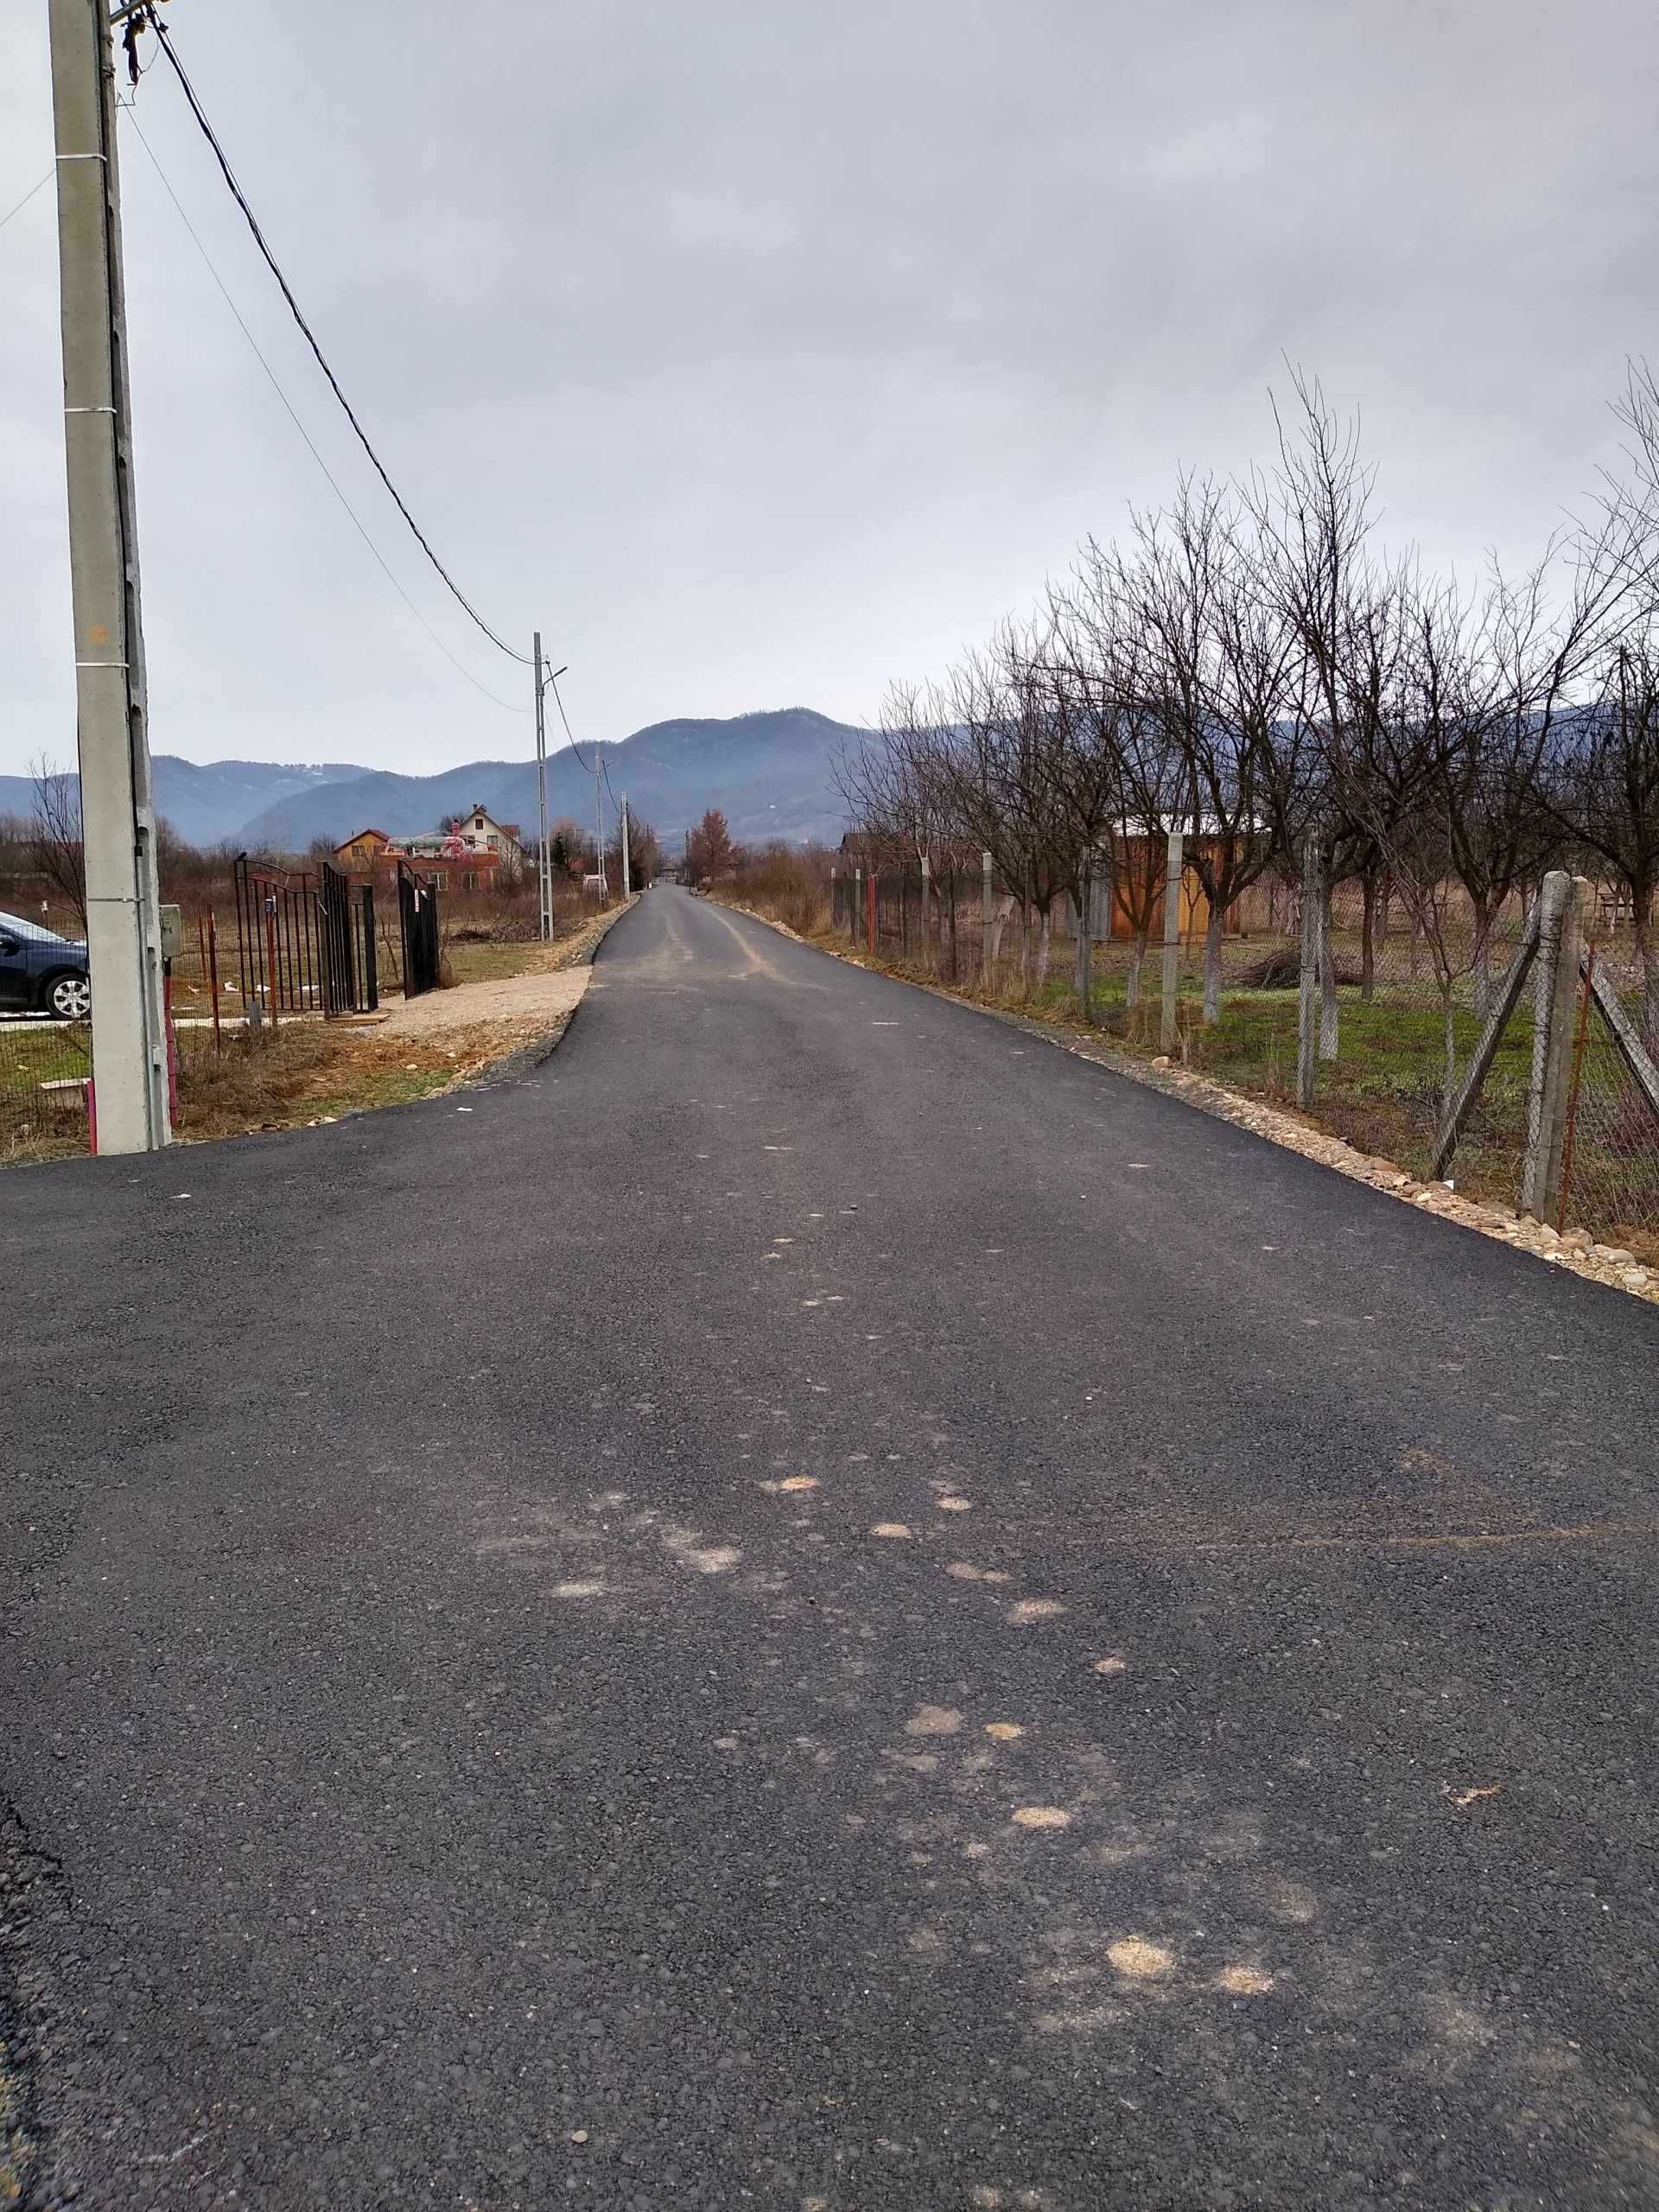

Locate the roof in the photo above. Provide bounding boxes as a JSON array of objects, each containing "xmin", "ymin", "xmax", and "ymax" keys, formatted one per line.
[{"xmin": 334, "ymin": 826, "xmax": 391, "ymax": 848}]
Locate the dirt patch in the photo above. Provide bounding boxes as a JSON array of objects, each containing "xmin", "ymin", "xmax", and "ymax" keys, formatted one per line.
[{"xmin": 380, "ymin": 966, "xmax": 590, "ymax": 1040}]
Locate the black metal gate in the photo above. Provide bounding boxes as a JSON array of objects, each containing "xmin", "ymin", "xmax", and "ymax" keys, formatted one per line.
[
  {"xmin": 398, "ymin": 863, "xmax": 440, "ymax": 999},
  {"xmin": 235, "ymin": 854, "xmax": 378, "ymax": 1021},
  {"xmin": 318, "ymin": 861, "xmax": 378, "ymax": 1015}
]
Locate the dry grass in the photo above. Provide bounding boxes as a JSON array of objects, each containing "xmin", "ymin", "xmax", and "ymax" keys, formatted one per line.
[
  {"xmin": 707, "ymin": 856, "xmax": 832, "ymax": 938},
  {"xmin": 172, "ymin": 1023, "xmax": 467, "ymax": 1139}
]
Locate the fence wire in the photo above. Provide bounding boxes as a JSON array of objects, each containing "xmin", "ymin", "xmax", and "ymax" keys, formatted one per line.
[{"xmin": 831, "ymin": 849, "xmax": 1659, "ymax": 1256}]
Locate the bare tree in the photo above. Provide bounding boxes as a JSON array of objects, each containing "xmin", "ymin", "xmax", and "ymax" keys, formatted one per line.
[
  {"xmin": 1543, "ymin": 645, "xmax": 1659, "ymax": 1045},
  {"xmin": 29, "ymin": 757, "xmax": 86, "ymax": 932},
  {"xmin": 1127, "ymin": 478, "xmax": 1301, "ymax": 1024}
]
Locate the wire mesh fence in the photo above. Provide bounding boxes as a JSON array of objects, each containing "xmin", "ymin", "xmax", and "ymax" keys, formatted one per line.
[
  {"xmin": 830, "ymin": 845, "xmax": 1659, "ymax": 1256},
  {"xmin": 2, "ymin": 863, "xmax": 408, "ymax": 1166}
]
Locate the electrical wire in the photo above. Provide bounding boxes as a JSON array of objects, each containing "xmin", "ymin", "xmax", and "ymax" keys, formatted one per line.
[
  {"xmin": 0, "ymin": 171, "xmax": 52, "ymax": 234},
  {"xmin": 149, "ymin": 16, "xmax": 532, "ymax": 666},
  {"xmin": 125, "ymin": 109, "xmax": 523, "ymax": 714},
  {"xmin": 549, "ymin": 672, "xmax": 598, "ymax": 774}
]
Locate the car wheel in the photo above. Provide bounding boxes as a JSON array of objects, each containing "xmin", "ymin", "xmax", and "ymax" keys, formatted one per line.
[{"xmin": 45, "ymin": 971, "xmax": 91, "ymax": 1020}]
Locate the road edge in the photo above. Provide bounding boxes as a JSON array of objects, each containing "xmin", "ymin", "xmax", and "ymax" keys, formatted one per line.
[{"xmin": 709, "ymin": 894, "xmax": 1659, "ymax": 1311}]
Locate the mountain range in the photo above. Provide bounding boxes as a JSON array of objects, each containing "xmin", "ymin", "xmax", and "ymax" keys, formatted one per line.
[{"xmin": 0, "ymin": 708, "xmax": 866, "ymax": 853}]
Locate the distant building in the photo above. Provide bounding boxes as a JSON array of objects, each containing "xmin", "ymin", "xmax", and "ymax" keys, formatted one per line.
[
  {"xmin": 337, "ymin": 806, "xmax": 526, "ymax": 894},
  {"xmin": 333, "ymin": 827, "xmax": 392, "ymax": 872}
]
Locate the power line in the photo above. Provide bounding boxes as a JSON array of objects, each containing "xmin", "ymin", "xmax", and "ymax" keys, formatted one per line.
[
  {"xmin": 0, "ymin": 171, "xmax": 52, "ymax": 234},
  {"xmin": 549, "ymin": 672, "xmax": 599, "ymax": 775},
  {"xmin": 148, "ymin": 15, "xmax": 532, "ymax": 666},
  {"xmin": 124, "ymin": 109, "xmax": 523, "ymax": 715}
]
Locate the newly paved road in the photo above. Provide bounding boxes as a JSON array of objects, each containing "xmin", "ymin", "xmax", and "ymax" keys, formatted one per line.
[{"xmin": 3, "ymin": 886, "xmax": 1657, "ymax": 2211}]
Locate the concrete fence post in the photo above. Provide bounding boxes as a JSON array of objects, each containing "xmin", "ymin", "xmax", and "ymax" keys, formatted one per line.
[
  {"xmin": 981, "ymin": 850, "xmax": 993, "ymax": 988},
  {"xmin": 1160, "ymin": 830, "xmax": 1184, "ymax": 1055},
  {"xmin": 1297, "ymin": 829, "xmax": 1323, "ymax": 1109},
  {"xmin": 1520, "ymin": 871, "xmax": 1587, "ymax": 1221},
  {"xmin": 1075, "ymin": 861, "xmax": 1093, "ymax": 1020},
  {"xmin": 920, "ymin": 853, "xmax": 931, "ymax": 971},
  {"xmin": 853, "ymin": 867, "xmax": 861, "ymax": 944}
]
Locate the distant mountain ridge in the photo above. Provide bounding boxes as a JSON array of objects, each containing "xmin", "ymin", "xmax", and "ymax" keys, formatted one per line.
[
  {"xmin": 0, "ymin": 758, "xmax": 367, "ymax": 849},
  {"xmin": 0, "ymin": 709, "xmax": 865, "ymax": 852}
]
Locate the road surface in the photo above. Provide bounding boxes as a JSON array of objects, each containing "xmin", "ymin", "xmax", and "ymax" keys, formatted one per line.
[{"xmin": 3, "ymin": 885, "xmax": 1656, "ymax": 2210}]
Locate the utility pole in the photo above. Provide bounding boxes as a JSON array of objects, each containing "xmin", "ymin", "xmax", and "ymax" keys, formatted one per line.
[
  {"xmin": 49, "ymin": 0, "xmax": 169, "ymax": 1151},
  {"xmin": 594, "ymin": 753, "xmax": 605, "ymax": 898},
  {"xmin": 620, "ymin": 793, "xmax": 631, "ymax": 898},
  {"xmin": 532, "ymin": 630, "xmax": 550, "ymax": 940}
]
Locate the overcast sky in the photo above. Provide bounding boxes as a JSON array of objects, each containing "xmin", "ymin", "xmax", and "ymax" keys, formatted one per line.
[{"xmin": 2, "ymin": 0, "xmax": 1653, "ymax": 779}]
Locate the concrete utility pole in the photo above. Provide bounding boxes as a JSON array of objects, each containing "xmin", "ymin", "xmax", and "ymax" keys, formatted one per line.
[
  {"xmin": 532, "ymin": 631, "xmax": 550, "ymax": 940},
  {"xmin": 620, "ymin": 794, "xmax": 631, "ymax": 898},
  {"xmin": 50, "ymin": 0, "xmax": 169, "ymax": 1151},
  {"xmin": 594, "ymin": 753, "xmax": 605, "ymax": 897}
]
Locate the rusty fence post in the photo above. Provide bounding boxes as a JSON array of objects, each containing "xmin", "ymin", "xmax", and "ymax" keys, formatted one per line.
[{"xmin": 206, "ymin": 910, "xmax": 222, "ymax": 1053}]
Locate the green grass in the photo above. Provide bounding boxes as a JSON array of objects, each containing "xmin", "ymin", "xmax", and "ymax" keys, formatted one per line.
[
  {"xmin": 442, "ymin": 938, "xmax": 554, "ymax": 987},
  {"xmin": 1, "ymin": 1021, "xmax": 92, "ymax": 1161}
]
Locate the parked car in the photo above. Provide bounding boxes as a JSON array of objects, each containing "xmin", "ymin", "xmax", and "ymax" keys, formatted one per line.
[{"xmin": 0, "ymin": 911, "xmax": 92, "ymax": 1019}]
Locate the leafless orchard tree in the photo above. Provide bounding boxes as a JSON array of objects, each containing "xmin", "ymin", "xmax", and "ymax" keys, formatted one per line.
[
  {"xmin": 1061, "ymin": 543, "xmax": 1192, "ymax": 1006},
  {"xmin": 30, "ymin": 756, "xmax": 86, "ymax": 932},
  {"xmin": 934, "ymin": 627, "xmax": 1073, "ymax": 995},
  {"xmin": 1543, "ymin": 642, "xmax": 1659, "ymax": 1046},
  {"xmin": 1126, "ymin": 477, "xmax": 1305, "ymax": 1025},
  {"xmin": 836, "ymin": 366, "xmax": 1658, "ymax": 1077}
]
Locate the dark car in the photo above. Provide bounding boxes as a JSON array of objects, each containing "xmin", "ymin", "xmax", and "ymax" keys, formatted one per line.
[{"xmin": 0, "ymin": 911, "xmax": 92, "ymax": 1020}]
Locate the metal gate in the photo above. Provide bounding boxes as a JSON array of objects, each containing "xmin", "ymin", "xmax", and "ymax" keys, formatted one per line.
[
  {"xmin": 398, "ymin": 863, "xmax": 440, "ymax": 1000},
  {"xmin": 235, "ymin": 854, "xmax": 379, "ymax": 1021},
  {"xmin": 318, "ymin": 861, "xmax": 378, "ymax": 1015}
]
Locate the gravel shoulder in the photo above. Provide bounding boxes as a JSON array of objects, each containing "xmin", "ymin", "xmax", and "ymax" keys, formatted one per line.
[
  {"xmin": 715, "ymin": 896, "xmax": 1659, "ymax": 1308},
  {"xmin": 378, "ymin": 963, "xmax": 592, "ymax": 1039}
]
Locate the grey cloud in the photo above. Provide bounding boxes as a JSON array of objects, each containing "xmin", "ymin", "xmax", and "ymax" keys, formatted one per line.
[{"xmin": 2, "ymin": 0, "xmax": 1653, "ymax": 782}]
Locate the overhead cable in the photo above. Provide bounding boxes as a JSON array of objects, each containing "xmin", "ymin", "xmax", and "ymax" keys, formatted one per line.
[
  {"xmin": 125, "ymin": 110, "xmax": 522, "ymax": 713},
  {"xmin": 0, "ymin": 171, "xmax": 53, "ymax": 234},
  {"xmin": 549, "ymin": 672, "xmax": 598, "ymax": 775},
  {"xmin": 149, "ymin": 16, "xmax": 532, "ymax": 666}
]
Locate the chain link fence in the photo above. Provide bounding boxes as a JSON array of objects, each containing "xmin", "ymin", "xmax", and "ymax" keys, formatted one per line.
[{"xmin": 830, "ymin": 845, "xmax": 1659, "ymax": 1258}]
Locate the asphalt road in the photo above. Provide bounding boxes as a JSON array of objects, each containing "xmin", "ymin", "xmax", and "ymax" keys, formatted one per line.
[{"xmin": 3, "ymin": 885, "xmax": 1657, "ymax": 2211}]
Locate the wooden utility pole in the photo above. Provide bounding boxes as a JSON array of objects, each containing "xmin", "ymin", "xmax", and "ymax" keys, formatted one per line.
[{"xmin": 49, "ymin": 0, "xmax": 170, "ymax": 1149}]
